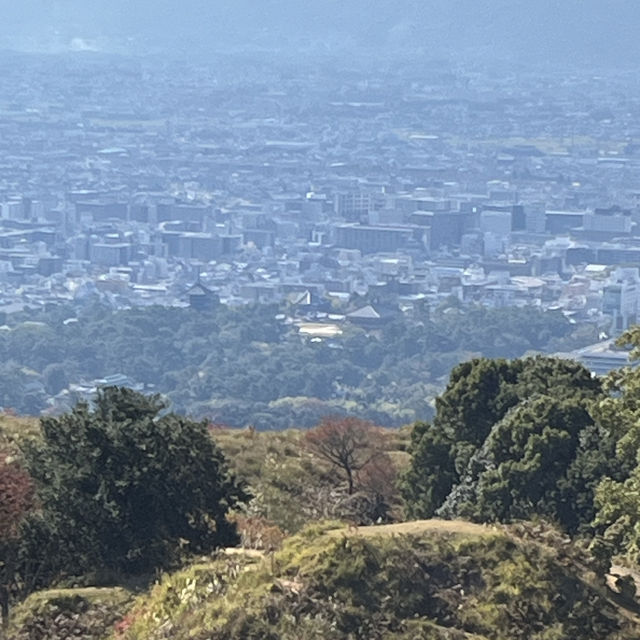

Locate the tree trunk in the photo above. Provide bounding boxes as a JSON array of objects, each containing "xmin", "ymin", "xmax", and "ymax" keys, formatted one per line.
[
  {"xmin": 0, "ymin": 587, "xmax": 9, "ymax": 637},
  {"xmin": 346, "ymin": 467, "xmax": 354, "ymax": 495}
]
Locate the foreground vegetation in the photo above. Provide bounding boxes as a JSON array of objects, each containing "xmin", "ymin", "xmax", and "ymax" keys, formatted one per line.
[
  {"xmin": 401, "ymin": 327, "xmax": 640, "ymax": 570},
  {"xmin": 8, "ymin": 588, "xmax": 132, "ymax": 640},
  {"xmin": 9, "ymin": 522, "xmax": 640, "ymax": 640},
  {"xmin": 4, "ymin": 326, "xmax": 640, "ymax": 637}
]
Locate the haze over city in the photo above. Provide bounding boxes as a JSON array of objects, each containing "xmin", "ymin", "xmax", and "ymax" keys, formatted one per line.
[{"xmin": 0, "ymin": 1, "xmax": 639, "ymax": 66}]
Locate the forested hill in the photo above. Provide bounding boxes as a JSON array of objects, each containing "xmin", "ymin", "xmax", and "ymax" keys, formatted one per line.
[{"xmin": 0, "ymin": 301, "xmax": 592, "ymax": 427}]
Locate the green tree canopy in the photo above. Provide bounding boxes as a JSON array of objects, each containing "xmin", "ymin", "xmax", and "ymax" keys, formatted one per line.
[
  {"xmin": 21, "ymin": 387, "xmax": 248, "ymax": 577},
  {"xmin": 438, "ymin": 395, "xmax": 608, "ymax": 531},
  {"xmin": 0, "ymin": 299, "xmax": 593, "ymax": 427},
  {"xmin": 590, "ymin": 326, "xmax": 640, "ymax": 564},
  {"xmin": 402, "ymin": 356, "xmax": 604, "ymax": 527}
]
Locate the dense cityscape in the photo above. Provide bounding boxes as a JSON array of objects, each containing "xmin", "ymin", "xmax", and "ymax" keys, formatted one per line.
[{"xmin": 0, "ymin": 51, "xmax": 637, "ymax": 408}]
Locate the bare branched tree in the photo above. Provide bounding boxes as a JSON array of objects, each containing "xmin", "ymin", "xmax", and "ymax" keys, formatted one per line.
[{"xmin": 305, "ymin": 417, "xmax": 382, "ymax": 495}]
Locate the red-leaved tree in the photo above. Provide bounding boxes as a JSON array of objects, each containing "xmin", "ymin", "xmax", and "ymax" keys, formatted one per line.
[
  {"xmin": 0, "ymin": 450, "xmax": 34, "ymax": 628},
  {"xmin": 305, "ymin": 417, "xmax": 383, "ymax": 495}
]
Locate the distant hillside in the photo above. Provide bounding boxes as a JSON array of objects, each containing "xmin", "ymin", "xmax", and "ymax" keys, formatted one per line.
[
  {"xmin": 0, "ymin": 413, "xmax": 39, "ymax": 446},
  {"xmin": 1, "ymin": 0, "xmax": 639, "ymax": 67}
]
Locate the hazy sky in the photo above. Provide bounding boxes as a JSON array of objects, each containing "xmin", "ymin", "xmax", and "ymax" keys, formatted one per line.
[{"xmin": 0, "ymin": 1, "xmax": 638, "ymax": 66}]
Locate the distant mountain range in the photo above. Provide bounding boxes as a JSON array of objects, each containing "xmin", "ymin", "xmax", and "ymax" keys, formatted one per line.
[{"xmin": 0, "ymin": 1, "xmax": 638, "ymax": 67}]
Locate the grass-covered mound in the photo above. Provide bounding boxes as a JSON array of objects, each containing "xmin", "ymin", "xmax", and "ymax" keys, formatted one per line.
[
  {"xmin": 114, "ymin": 520, "xmax": 640, "ymax": 640},
  {"xmin": 7, "ymin": 587, "xmax": 132, "ymax": 640}
]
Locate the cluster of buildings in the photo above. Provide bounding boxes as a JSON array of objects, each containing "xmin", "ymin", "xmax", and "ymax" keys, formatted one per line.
[{"xmin": 0, "ymin": 51, "xmax": 639, "ymax": 345}]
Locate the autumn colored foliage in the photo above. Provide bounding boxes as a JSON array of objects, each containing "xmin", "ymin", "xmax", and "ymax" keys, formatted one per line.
[
  {"xmin": 0, "ymin": 451, "xmax": 33, "ymax": 541},
  {"xmin": 305, "ymin": 416, "xmax": 386, "ymax": 495}
]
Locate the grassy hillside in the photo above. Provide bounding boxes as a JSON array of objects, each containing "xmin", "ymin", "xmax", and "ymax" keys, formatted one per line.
[
  {"xmin": 0, "ymin": 413, "xmax": 39, "ymax": 447},
  {"xmin": 101, "ymin": 521, "xmax": 640, "ymax": 640},
  {"xmin": 5, "ymin": 412, "xmax": 640, "ymax": 639},
  {"xmin": 0, "ymin": 412, "xmax": 410, "ymax": 534},
  {"xmin": 211, "ymin": 426, "xmax": 410, "ymax": 534}
]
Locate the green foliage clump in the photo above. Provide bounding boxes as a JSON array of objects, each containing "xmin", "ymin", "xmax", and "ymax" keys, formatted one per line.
[
  {"xmin": 402, "ymin": 356, "xmax": 611, "ymax": 532},
  {"xmin": 589, "ymin": 325, "xmax": 640, "ymax": 564},
  {"xmin": 20, "ymin": 387, "xmax": 247, "ymax": 579},
  {"xmin": 115, "ymin": 557, "xmax": 258, "ymax": 639}
]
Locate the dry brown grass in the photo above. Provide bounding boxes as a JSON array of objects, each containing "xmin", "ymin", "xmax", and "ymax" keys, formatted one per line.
[
  {"xmin": 327, "ymin": 518, "xmax": 496, "ymax": 539},
  {"xmin": 0, "ymin": 414, "xmax": 40, "ymax": 450}
]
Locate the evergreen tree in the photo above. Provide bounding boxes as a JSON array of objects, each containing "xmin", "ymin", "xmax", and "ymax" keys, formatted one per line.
[
  {"xmin": 22, "ymin": 387, "xmax": 248, "ymax": 578},
  {"xmin": 402, "ymin": 356, "xmax": 603, "ymax": 524}
]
